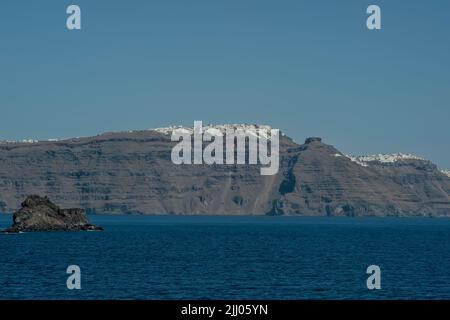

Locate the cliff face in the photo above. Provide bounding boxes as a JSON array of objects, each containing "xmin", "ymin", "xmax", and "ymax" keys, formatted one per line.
[
  {"xmin": 0, "ymin": 129, "xmax": 449, "ymax": 216},
  {"xmin": 273, "ymin": 138, "xmax": 450, "ymax": 217}
]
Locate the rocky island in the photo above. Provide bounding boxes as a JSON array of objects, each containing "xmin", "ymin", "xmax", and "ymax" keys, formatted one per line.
[{"xmin": 2, "ymin": 195, "xmax": 103, "ymax": 233}]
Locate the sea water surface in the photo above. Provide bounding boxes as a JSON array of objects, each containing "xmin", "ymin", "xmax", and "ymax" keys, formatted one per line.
[{"xmin": 1, "ymin": 215, "xmax": 450, "ymax": 300}]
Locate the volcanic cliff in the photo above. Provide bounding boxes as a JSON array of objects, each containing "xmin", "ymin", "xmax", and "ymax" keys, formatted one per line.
[{"xmin": 0, "ymin": 127, "xmax": 449, "ymax": 216}]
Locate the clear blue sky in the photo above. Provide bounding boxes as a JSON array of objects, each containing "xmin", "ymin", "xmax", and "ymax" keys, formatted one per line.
[{"xmin": 1, "ymin": 0, "xmax": 449, "ymax": 168}]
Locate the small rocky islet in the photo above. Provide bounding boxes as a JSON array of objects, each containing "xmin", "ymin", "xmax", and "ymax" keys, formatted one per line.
[{"xmin": 2, "ymin": 195, "xmax": 103, "ymax": 233}]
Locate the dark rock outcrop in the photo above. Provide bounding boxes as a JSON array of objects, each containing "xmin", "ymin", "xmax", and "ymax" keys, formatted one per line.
[
  {"xmin": 3, "ymin": 195, "xmax": 103, "ymax": 233},
  {"xmin": 305, "ymin": 137, "xmax": 322, "ymax": 144}
]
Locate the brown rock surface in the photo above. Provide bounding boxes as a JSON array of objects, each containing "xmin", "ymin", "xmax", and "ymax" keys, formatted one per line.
[
  {"xmin": 0, "ymin": 129, "xmax": 449, "ymax": 216},
  {"xmin": 3, "ymin": 195, "xmax": 103, "ymax": 232}
]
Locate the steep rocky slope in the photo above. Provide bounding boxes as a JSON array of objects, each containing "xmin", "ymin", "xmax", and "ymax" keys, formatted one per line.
[{"xmin": 0, "ymin": 128, "xmax": 449, "ymax": 216}]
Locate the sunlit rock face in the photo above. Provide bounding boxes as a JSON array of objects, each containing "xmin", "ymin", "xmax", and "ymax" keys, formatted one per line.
[{"xmin": 0, "ymin": 128, "xmax": 449, "ymax": 217}]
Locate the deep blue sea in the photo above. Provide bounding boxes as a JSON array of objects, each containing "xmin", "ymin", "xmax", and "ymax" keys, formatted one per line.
[{"xmin": 1, "ymin": 215, "xmax": 450, "ymax": 300}]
